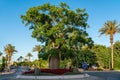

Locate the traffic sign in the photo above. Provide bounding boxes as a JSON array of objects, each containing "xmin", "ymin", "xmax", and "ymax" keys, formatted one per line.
[{"xmin": 82, "ymin": 62, "xmax": 88, "ymax": 69}]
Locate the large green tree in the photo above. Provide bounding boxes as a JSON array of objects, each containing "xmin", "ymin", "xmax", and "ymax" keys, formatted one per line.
[
  {"xmin": 4, "ymin": 44, "xmax": 17, "ymax": 71},
  {"xmin": 113, "ymin": 41, "xmax": 120, "ymax": 69},
  {"xmin": 99, "ymin": 20, "xmax": 120, "ymax": 69},
  {"xmin": 21, "ymin": 3, "xmax": 93, "ymax": 69},
  {"xmin": 78, "ymin": 47, "xmax": 97, "ymax": 67},
  {"xmin": 90, "ymin": 44, "xmax": 110, "ymax": 69}
]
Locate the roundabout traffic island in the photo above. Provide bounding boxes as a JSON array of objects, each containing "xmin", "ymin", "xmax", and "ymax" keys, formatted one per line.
[{"xmin": 17, "ymin": 68, "xmax": 90, "ymax": 79}]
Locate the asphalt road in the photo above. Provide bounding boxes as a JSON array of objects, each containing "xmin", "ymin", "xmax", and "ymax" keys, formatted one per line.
[
  {"xmin": 0, "ymin": 67, "xmax": 23, "ymax": 80},
  {"xmin": 85, "ymin": 71, "xmax": 120, "ymax": 80}
]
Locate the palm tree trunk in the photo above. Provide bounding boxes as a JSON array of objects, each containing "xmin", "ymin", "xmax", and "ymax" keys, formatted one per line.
[
  {"xmin": 5, "ymin": 55, "xmax": 8, "ymax": 69},
  {"xmin": 110, "ymin": 35, "xmax": 114, "ymax": 69},
  {"xmin": 8, "ymin": 59, "xmax": 10, "ymax": 71},
  {"xmin": 111, "ymin": 43, "xmax": 114, "ymax": 69},
  {"xmin": 7, "ymin": 55, "xmax": 10, "ymax": 72},
  {"xmin": 38, "ymin": 52, "xmax": 41, "ymax": 68}
]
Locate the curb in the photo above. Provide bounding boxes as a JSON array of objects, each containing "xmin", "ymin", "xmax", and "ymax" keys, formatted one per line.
[
  {"xmin": 84, "ymin": 70, "xmax": 120, "ymax": 72},
  {"xmin": 16, "ymin": 74, "xmax": 90, "ymax": 79}
]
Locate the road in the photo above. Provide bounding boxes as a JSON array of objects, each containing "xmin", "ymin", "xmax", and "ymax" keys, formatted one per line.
[
  {"xmin": 85, "ymin": 71, "xmax": 120, "ymax": 80},
  {"xmin": 0, "ymin": 67, "xmax": 23, "ymax": 80}
]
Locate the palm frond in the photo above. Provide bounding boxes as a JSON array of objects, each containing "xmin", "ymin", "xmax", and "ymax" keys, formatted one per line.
[{"xmin": 99, "ymin": 20, "xmax": 120, "ymax": 37}]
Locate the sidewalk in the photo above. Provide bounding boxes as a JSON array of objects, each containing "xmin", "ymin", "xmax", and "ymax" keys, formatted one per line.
[{"xmin": 16, "ymin": 73, "xmax": 105, "ymax": 80}]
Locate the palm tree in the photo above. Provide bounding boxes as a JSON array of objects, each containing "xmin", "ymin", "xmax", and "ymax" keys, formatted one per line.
[
  {"xmin": 26, "ymin": 53, "xmax": 33, "ymax": 62},
  {"xmin": 4, "ymin": 44, "xmax": 17, "ymax": 71},
  {"xmin": 17, "ymin": 58, "xmax": 20, "ymax": 63},
  {"xmin": 24, "ymin": 58, "xmax": 28, "ymax": 62},
  {"xmin": 33, "ymin": 45, "xmax": 41, "ymax": 60},
  {"xmin": 33, "ymin": 45, "xmax": 42, "ymax": 68},
  {"xmin": 99, "ymin": 20, "xmax": 120, "ymax": 69},
  {"xmin": 19, "ymin": 56, "xmax": 24, "ymax": 62}
]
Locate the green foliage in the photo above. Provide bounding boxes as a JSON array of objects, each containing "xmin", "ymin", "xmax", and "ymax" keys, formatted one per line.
[
  {"xmin": 4, "ymin": 44, "xmax": 17, "ymax": 71},
  {"xmin": 33, "ymin": 45, "xmax": 41, "ymax": 60},
  {"xmin": 60, "ymin": 59, "xmax": 72, "ymax": 68},
  {"xmin": 17, "ymin": 56, "xmax": 24, "ymax": 62},
  {"xmin": 33, "ymin": 59, "xmax": 48, "ymax": 68},
  {"xmin": 113, "ymin": 41, "xmax": 120, "ymax": 69},
  {"xmin": 90, "ymin": 44, "xmax": 110, "ymax": 69},
  {"xmin": 26, "ymin": 52, "xmax": 33, "ymax": 62},
  {"xmin": 4, "ymin": 44, "xmax": 17, "ymax": 61},
  {"xmin": 78, "ymin": 48, "xmax": 97, "ymax": 67},
  {"xmin": 2, "ymin": 56, "xmax": 6, "ymax": 68},
  {"xmin": 0, "ymin": 56, "xmax": 6, "ymax": 71},
  {"xmin": 13, "ymin": 61, "xmax": 17, "ymax": 67},
  {"xmin": 21, "ymin": 3, "xmax": 93, "ymax": 68},
  {"xmin": 21, "ymin": 62, "xmax": 29, "ymax": 66}
]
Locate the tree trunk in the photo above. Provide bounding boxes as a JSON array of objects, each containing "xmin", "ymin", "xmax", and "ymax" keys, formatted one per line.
[
  {"xmin": 110, "ymin": 35, "xmax": 114, "ymax": 69},
  {"xmin": 49, "ymin": 55, "xmax": 60, "ymax": 69},
  {"xmin": 111, "ymin": 43, "xmax": 114, "ymax": 69},
  {"xmin": 7, "ymin": 55, "xmax": 11, "ymax": 72}
]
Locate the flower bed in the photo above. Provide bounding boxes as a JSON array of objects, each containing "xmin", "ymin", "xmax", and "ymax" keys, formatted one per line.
[
  {"xmin": 40, "ymin": 69, "xmax": 73, "ymax": 75},
  {"xmin": 22, "ymin": 69, "xmax": 73, "ymax": 75}
]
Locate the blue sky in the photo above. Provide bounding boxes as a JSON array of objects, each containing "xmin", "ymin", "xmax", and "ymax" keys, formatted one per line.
[{"xmin": 1, "ymin": 0, "xmax": 120, "ymax": 61}]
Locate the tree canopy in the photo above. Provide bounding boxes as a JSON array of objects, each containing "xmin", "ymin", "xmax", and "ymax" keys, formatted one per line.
[
  {"xmin": 90, "ymin": 44, "xmax": 110, "ymax": 68},
  {"xmin": 113, "ymin": 41, "xmax": 120, "ymax": 69},
  {"xmin": 21, "ymin": 3, "xmax": 93, "ymax": 68}
]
